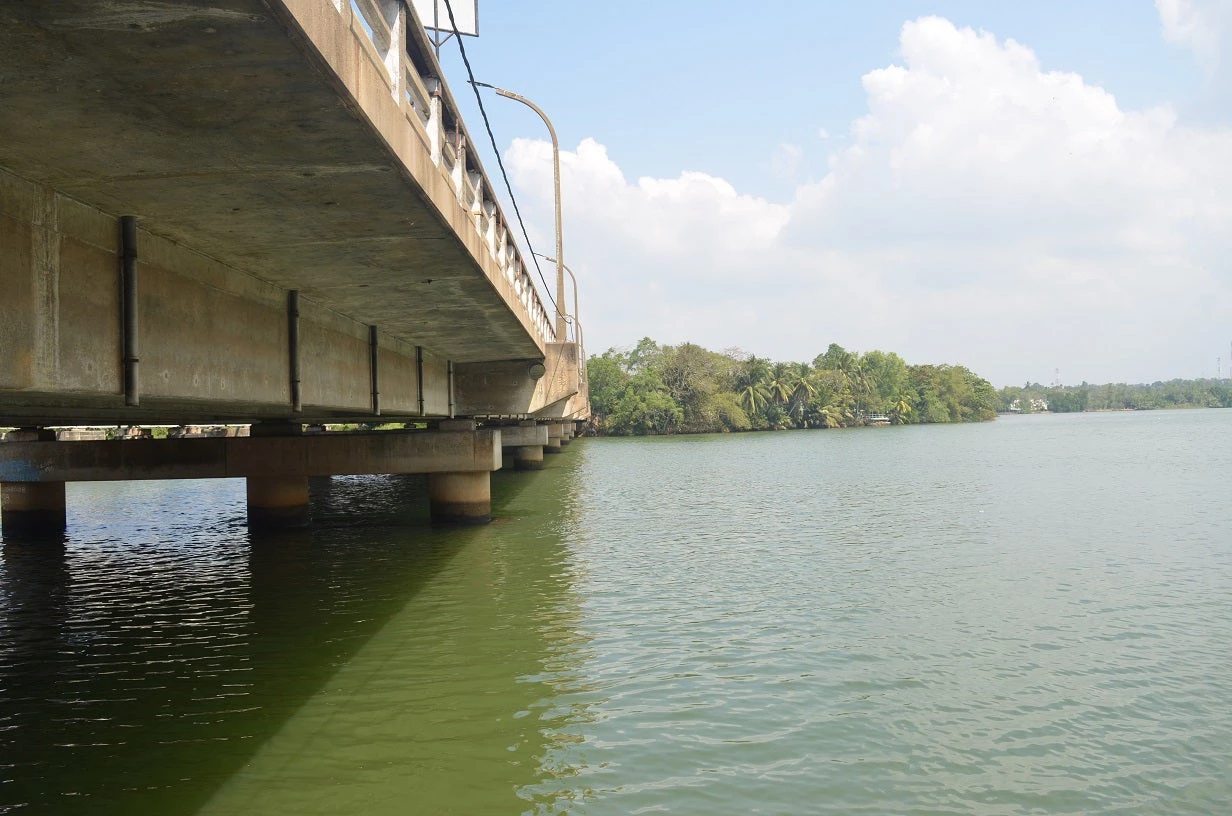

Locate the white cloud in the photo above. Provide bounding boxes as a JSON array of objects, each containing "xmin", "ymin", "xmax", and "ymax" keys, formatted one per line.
[
  {"xmin": 506, "ymin": 17, "xmax": 1232, "ymax": 385},
  {"xmin": 1157, "ymin": 0, "xmax": 1232, "ymax": 74}
]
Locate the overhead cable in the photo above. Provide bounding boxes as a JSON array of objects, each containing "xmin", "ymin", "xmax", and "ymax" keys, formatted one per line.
[{"xmin": 441, "ymin": 0, "xmax": 557, "ymax": 316}]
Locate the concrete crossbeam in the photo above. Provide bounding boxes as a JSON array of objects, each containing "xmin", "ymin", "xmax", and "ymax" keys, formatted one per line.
[
  {"xmin": 498, "ymin": 424, "xmax": 549, "ymax": 447},
  {"xmin": 0, "ymin": 429, "xmax": 501, "ymax": 483}
]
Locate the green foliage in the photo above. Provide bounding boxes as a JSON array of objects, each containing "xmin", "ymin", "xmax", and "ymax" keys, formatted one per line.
[
  {"xmin": 999, "ymin": 380, "xmax": 1232, "ymax": 414},
  {"xmin": 587, "ymin": 340, "xmax": 998, "ymax": 435}
]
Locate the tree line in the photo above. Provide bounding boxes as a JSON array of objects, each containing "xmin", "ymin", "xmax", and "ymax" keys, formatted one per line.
[
  {"xmin": 1000, "ymin": 380, "xmax": 1232, "ymax": 413},
  {"xmin": 586, "ymin": 339, "xmax": 999, "ymax": 435}
]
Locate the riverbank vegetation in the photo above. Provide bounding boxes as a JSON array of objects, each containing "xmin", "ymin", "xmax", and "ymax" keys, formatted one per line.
[
  {"xmin": 587, "ymin": 339, "xmax": 998, "ymax": 435},
  {"xmin": 1000, "ymin": 380, "xmax": 1232, "ymax": 413}
]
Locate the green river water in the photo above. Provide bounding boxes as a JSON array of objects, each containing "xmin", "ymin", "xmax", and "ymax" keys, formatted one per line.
[{"xmin": 2, "ymin": 409, "xmax": 1230, "ymax": 814}]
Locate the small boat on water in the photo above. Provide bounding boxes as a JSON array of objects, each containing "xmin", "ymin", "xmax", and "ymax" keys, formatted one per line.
[{"xmin": 865, "ymin": 414, "xmax": 891, "ymax": 426}]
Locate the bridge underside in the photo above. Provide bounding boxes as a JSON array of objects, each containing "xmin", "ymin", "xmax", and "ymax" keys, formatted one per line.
[{"xmin": 0, "ymin": 0, "xmax": 585, "ymax": 426}]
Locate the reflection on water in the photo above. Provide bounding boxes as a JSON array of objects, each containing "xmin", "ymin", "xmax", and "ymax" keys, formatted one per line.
[
  {"xmin": 0, "ymin": 467, "xmax": 589, "ymax": 815},
  {"xmin": 3, "ymin": 411, "xmax": 1232, "ymax": 814}
]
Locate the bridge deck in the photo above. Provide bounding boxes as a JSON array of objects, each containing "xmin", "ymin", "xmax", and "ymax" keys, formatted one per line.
[{"xmin": 0, "ymin": 0, "xmax": 547, "ymax": 365}]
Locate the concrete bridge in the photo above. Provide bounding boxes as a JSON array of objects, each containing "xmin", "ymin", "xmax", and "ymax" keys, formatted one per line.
[{"xmin": 0, "ymin": 0, "xmax": 589, "ymax": 537}]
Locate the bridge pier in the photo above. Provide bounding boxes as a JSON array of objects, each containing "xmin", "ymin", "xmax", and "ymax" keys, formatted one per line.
[
  {"xmin": 1, "ymin": 430, "xmax": 65, "ymax": 541},
  {"xmin": 247, "ymin": 476, "xmax": 311, "ymax": 530},
  {"xmin": 1, "ymin": 482, "xmax": 67, "ymax": 541},
  {"xmin": 427, "ymin": 471, "xmax": 490, "ymax": 524},
  {"xmin": 544, "ymin": 423, "xmax": 564, "ymax": 454},
  {"xmin": 247, "ymin": 422, "xmax": 311, "ymax": 530},
  {"xmin": 511, "ymin": 446, "xmax": 545, "ymax": 470},
  {"xmin": 499, "ymin": 422, "xmax": 548, "ymax": 471},
  {"xmin": 0, "ymin": 424, "xmax": 505, "ymax": 536}
]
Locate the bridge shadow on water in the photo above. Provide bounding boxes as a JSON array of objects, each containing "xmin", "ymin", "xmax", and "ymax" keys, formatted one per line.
[{"xmin": 0, "ymin": 448, "xmax": 590, "ymax": 815}]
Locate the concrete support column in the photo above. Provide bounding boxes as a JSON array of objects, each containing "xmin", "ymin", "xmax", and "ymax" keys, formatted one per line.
[
  {"xmin": 247, "ymin": 422, "xmax": 309, "ymax": 530},
  {"xmin": 512, "ymin": 445, "xmax": 545, "ymax": 470},
  {"xmin": 544, "ymin": 423, "xmax": 563, "ymax": 454},
  {"xmin": 1, "ymin": 482, "xmax": 67, "ymax": 540},
  {"xmin": 427, "ymin": 471, "xmax": 491, "ymax": 524},
  {"xmin": 2, "ymin": 429, "xmax": 65, "ymax": 540},
  {"xmin": 246, "ymin": 476, "xmax": 310, "ymax": 530}
]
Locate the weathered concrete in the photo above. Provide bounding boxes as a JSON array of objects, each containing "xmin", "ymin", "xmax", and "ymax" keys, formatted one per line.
[
  {"xmin": 498, "ymin": 424, "xmax": 549, "ymax": 448},
  {"xmin": 544, "ymin": 423, "xmax": 564, "ymax": 455},
  {"xmin": 497, "ymin": 422, "xmax": 545, "ymax": 470},
  {"xmin": 0, "ymin": 1, "xmax": 587, "ymax": 427},
  {"xmin": 247, "ymin": 476, "xmax": 311, "ymax": 530},
  {"xmin": 427, "ymin": 471, "xmax": 490, "ymax": 524},
  {"xmin": 0, "ymin": 430, "xmax": 501, "ymax": 483},
  {"xmin": 454, "ymin": 342, "xmax": 584, "ymax": 417},
  {"xmin": 510, "ymin": 446, "xmax": 545, "ymax": 470},
  {"xmin": 0, "ymin": 482, "xmax": 66, "ymax": 540},
  {"xmin": 245, "ymin": 422, "xmax": 310, "ymax": 528}
]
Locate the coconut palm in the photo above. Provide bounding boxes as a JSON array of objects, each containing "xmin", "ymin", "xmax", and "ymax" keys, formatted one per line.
[
  {"xmin": 739, "ymin": 382, "xmax": 770, "ymax": 416},
  {"xmin": 766, "ymin": 363, "xmax": 795, "ymax": 406},
  {"xmin": 890, "ymin": 394, "xmax": 914, "ymax": 424}
]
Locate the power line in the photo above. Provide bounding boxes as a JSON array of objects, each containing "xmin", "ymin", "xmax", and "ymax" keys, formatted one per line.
[{"xmin": 441, "ymin": 0, "xmax": 557, "ymax": 317}]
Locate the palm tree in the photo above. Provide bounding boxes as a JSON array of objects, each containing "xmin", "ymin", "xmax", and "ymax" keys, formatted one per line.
[
  {"xmin": 890, "ymin": 394, "xmax": 913, "ymax": 424},
  {"xmin": 788, "ymin": 372, "xmax": 817, "ymax": 423},
  {"xmin": 816, "ymin": 403, "xmax": 845, "ymax": 428},
  {"xmin": 739, "ymin": 382, "xmax": 769, "ymax": 416},
  {"xmin": 766, "ymin": 363, "xmax": 795, "ymax": 406}
]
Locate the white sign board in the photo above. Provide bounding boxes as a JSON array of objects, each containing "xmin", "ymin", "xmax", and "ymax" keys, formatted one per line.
[{"xmin": 411, "ymin": 0, "xmax": 478, "ymax": 36}]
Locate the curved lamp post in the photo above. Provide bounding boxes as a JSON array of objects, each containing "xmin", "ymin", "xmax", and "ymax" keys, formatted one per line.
[
  {"xmin": 534, "ymin": 252, "xmax": 581, "ymax": 346},
  {"xmin": 471, "ymin": 81, "xmax": 567, "ymax": 339}
]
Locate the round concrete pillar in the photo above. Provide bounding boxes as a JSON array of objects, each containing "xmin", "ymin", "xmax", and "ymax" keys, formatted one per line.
[
  {"xmin": 2, "ymin": 482, "xmax": 67, "ymax": 540},
  {"xmin": 427, "ymin": 471, "xmax": 491, "ymax": 524},
  {"xmin": 247, "ymin": 476, "xmax": 310, "ymax": 530},
  {"xmin": 513, "ymin": 445, "xmax": 545, "ymax": 470},
  {"xmin": 544, "ymin": 424, "xmax": 563, "ymax": 454}
]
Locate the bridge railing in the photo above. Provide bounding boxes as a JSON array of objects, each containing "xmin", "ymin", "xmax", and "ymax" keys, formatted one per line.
[{"xmin": 341, "ymin": 0, "xmax": 556, "ymax": 346}]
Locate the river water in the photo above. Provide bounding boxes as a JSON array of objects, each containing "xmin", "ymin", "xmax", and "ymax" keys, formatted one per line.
[{"xmin": 1, "ymin": 410, "xmax": 1230, "ymax": 814}]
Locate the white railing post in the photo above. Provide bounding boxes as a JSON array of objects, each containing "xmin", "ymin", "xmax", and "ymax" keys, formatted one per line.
[
  {"xmin": 380, "ymin": 0, "xmax": 403, "ymax": 101},
  {"xmin": 467, "ymin": 172, "xmax": 483, "ymax": 224},
  {"xmin": 483, "ymin": 201, "xmax": 497, "ymax": 255},
  {"xmin": 425, "ymin": 78, "xmax": 442, "ymax": 166},
  {"xmin": 451, "ymin": 132, "xmax": 466, "ymax": 201}
]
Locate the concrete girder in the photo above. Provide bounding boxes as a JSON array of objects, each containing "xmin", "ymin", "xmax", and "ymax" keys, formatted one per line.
[{"xmin": 0, "ymin": 429, "xmax": 501, "ymax": 483}]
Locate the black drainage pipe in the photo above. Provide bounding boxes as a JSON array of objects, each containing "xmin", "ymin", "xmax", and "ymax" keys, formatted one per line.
[
  {"xmin": 369, "ymin": 325, "xmax": 380, "ymax": 416},
  {"xmin": 120, "ymin": 216, "xmax": 139, "ymax": 407},
  {"xmin": 288, "ymin": 290, "xmax": 302, "ymax": 413}
]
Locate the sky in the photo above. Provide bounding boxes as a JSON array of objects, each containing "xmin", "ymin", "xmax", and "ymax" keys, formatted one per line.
[{"xmin": 432, "ymin": 0, "xmax": 1232, "ymax": 387}]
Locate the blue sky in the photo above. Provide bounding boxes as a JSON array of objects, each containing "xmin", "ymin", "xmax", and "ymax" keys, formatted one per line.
[{"xmin": 431, "ymin": 1, "xmax": 1232, "ymax": 386}]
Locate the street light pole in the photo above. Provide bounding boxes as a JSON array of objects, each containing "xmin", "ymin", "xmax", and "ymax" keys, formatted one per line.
[
  {"xmin": 535, "ymin": 253, "xmax": 580, "ymax": 346},
  {"xmin": 471, "ymin": 81, "xmax": 566, "ymax": 339}
]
